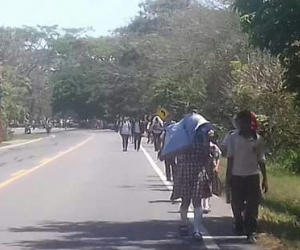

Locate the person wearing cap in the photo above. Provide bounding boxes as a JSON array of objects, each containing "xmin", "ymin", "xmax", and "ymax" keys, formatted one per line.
[{"xmin": 226, "ymin": 110, "xmax": 268, "ymax": 243}]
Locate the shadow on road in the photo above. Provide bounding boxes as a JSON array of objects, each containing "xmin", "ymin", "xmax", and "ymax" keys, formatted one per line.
[
  {"xmin": 9, "ymin": 220, "xmax": 202, "ymax": 249},
  {"xmin": 8, "ymin": 217, "xmax": 251, "ymax": 250}
]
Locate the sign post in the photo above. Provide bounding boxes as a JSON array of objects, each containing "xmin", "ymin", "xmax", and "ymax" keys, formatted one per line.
[{"xmin": 156, "ymin": 108, "xmax": 169, "ymax": 121}]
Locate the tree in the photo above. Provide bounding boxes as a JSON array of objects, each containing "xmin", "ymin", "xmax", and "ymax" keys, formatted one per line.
[
  {"xmin": 233, "ymin": 0, "xmax": 300, "ymax": 98},
  {"xmin": 0, "ymin": 26, "xmax": 59, "ymax": 120},
  {"xmin": 1, "ymin": 67, "xmax": 29, "ymax": 126},
  {"xmin": 229, "ymin": 51, "xmax": 300, "ymax": 151}
]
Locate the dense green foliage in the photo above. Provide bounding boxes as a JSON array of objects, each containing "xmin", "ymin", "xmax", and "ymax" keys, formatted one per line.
[{"xmin": 233, "ymin": 0, "xmax": 300, "ymax": 98}]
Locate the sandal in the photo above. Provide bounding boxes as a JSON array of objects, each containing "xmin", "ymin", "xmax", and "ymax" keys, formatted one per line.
[
  {"xmin": 179, "ymin": 225, "xmax": 189, "ymax": 237},
  {"xmin": 193, "ymin": 232, "xmax": 203, "ymax": 241}
]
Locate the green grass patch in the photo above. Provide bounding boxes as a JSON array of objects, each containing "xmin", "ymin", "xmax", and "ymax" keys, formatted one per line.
[{"xmin": 260, "ymin": 172, "xmax": 300, "ymax": 249}]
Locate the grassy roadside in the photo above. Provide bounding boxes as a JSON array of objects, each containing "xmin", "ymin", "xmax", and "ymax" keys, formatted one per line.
[
  {"xmin": 219, "ymin": 159, "xmax": 300, "ymax": 249},
  {"xmin": 259, "ymin": 172, "xmax": 300, "ymax": 249}
]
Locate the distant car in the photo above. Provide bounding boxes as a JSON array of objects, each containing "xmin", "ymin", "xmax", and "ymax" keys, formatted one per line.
[{"xmin": 104, "ymin": 123, "xmax": 114, "ymax": 130}]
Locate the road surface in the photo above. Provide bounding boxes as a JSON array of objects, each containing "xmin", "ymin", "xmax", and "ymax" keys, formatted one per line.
[{"xmin": 0, "ymin": 130, "xmax": 260, "ymax": 249}]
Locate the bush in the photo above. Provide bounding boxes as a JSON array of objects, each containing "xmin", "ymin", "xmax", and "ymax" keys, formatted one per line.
[{"xmin": 274, "ymin": 149, "xmax": 300, "ymax": 174}]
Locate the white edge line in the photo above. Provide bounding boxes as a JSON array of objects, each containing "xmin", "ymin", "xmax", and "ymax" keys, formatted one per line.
[
  {"xmin": 0, "ymin": 138, "xmax": 43, "ymax": 150},
  {"xmin": 141, "ymin": 146, "xmax": 220, "ymax": 250}
]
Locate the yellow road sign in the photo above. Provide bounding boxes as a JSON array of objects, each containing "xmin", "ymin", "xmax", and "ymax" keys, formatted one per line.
[{"xmin": 156, "ymin": 108, "xmax": 169, "ymax": 120}]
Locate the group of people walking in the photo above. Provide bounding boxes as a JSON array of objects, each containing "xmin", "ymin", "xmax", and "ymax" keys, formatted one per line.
[
  {"xmin": 117, "ymin": 109, "xmax": 268, "ymax": 243},
  {"xmin": 117, "ymin": 115, "xmax": 166, "ymax": 152},
  {"xmin": 118, "ymin": 117, "xmax": 145, "ymax": 152}
]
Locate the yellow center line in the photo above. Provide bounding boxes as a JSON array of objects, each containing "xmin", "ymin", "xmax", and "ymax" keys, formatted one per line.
[
  {"xmin": 39, "ymin": 158, "xmax": 52, "ymax": 164},
  {"xmin": 11, "ymin": 169, "xmax": 27, "ymax": 177},
  {"xmin": 0, "ymin": 136, "xmax": 95, "ymax": 190}
]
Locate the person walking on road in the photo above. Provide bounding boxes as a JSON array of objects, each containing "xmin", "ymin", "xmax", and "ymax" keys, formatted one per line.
[
  {"xmin": 161, "ymin": 117, "xmax": 177, "ymax": 181},
  {"xmin": 130, "ymin": 118, "xmax": 135, "ymax": 144},
  {"xmin": 161, "ymin": 117, "xmax": 176, "ymax": 181},
  {"xmin": 145, "ymin": 118, "xmax": 153, "ymax": 144},
  {"xmin": 171, "ymin": 119, "xmax": 213, "ymax": 241},
  {"xmin": 202, "ymin": 142, "xmax": 221, "ymax": 213},
  {"xmin": 133, "ymin": 117, "xmax": 145, "ymax": 151},
  {"xmin": 119, "ymin": 118, "xmax": 132, "ymax": 152},
  {"xmin": 226, "ymin": 110, "xmax": 268, "ymax": 243},
  {"xmin": 151, "ymin": 116, "xmax": 164, "ymax": 152}
]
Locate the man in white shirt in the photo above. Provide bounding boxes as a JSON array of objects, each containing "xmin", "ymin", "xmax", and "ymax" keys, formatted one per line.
[
  {"xmin": 120, "ymin": 118, "xmax": 131, "ymax": 152},
  {"xmin": 227, "ymin": 110, "xmax": 268, "ymax": 243},
  {"xmin": 133, "ymin": 118, "xmax": 145, "ymax": 151}
]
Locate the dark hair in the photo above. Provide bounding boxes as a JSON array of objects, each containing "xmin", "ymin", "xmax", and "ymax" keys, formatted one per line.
[
  {"xmin": 187, "ymin": 105, "xmax": 198, "ymax": 114},
  {"xmin": 237, "ymin": 110, "xmax": 257, "ymax": 139},
  {"xmin": 236, "ymin": 110, "xmax": 252, "ymax": 124}
]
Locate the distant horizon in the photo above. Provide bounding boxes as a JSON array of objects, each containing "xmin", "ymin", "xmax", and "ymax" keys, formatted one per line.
[{"xmin": 0, "ymin": 0, "xmax": 142, "ymax": 37}]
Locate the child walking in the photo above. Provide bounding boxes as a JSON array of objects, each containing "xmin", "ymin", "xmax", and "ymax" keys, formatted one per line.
[
  {"xmin": 226, "ymin": 110, "xmax": 268, "ymax": 242},
  {"xmin": 202, "ymin": 142, "xmax": 221, "ymax": 213}
]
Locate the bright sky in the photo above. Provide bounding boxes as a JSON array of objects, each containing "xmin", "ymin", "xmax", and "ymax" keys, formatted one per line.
[{"xmin": 0, "ymin": 0, "xmax": 142, "ymax": 36}]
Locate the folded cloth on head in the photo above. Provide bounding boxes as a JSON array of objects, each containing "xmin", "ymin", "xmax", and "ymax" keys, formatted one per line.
[{"xmin": 160, "ymin": 113, "xmax": 210, "ymax": 160}]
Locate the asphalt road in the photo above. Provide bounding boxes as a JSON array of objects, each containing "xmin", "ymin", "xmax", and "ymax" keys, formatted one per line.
[{"xmin": 0, "ymin": 130, "xmax": 260, "ymax": 250}]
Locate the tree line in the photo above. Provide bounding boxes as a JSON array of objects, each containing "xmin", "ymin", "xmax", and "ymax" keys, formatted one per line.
[{"xmin": 1, "ymin": 0, "xmax": 300, "ymax": 172}]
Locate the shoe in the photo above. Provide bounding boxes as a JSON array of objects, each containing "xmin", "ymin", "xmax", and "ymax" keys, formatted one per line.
[
  {"xmin": 193, "ymin": 232, "xmax": 203, "ymax": 241},
  {"xmin": 179, "ymin": 225, "xmax": 189, "ymax": 237},
  {"xmin": 203, "ymin": 208, "xmax": 211, "ymax": 214},
  {"xmin": 247, "ymin": 233, "xmax": 258, "ymax": 243}
]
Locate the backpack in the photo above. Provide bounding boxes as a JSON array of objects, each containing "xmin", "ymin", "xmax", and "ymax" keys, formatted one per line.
[{"xmin": 153, "ymin": 122, "xmax": 162, "ymax": 131}]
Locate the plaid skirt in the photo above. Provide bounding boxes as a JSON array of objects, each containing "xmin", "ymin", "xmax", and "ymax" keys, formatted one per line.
[{"xmin": 171, "ymin": 154, "xmax": 212, "ymax": 201}]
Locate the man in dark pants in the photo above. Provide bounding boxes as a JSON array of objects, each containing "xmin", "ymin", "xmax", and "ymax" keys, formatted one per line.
[
  {"xmin": 119, "ymin": 118, "xmax": 131, "ymax": 152},
  {"xmin": 161, "ymin": 116, "xmax": 177, "ymax": 181},
  {"xmin": 226, "ymin": 110, "xmax": 268, "ymax": 243},
  {"xmin": 133, "ymin": 117, "xmax": 145, "ymax": 151}
]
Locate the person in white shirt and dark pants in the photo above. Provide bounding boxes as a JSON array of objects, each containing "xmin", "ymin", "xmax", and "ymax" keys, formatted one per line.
[
  {"xmin": 226, "ymin": 110, "xmax": 268, "ymax": 243},
  {"xmin": 133, "ymin": 118, "xmax": 145, "ymax": 151},
  {"xmin": 119, "ymin": 118, "xmax": 132, "ymax": 152}
]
